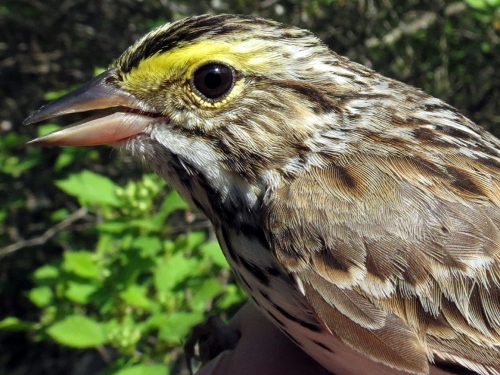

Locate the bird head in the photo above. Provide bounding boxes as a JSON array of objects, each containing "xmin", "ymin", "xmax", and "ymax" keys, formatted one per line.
[
  {"xmin": 25, "ymin": 14, "xmax": 350, "ymax": 218},
  {"xmin": 25, "ymin": 14, "xmax": 385, "ymax": 223}
]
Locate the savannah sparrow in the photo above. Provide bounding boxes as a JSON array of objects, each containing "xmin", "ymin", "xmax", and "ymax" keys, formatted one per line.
[{"xmin": 25, "ymin": 14, "xmax": 500, "ymax": 375}]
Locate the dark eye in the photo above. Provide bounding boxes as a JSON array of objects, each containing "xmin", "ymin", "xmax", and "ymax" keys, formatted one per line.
[{"xmin": 191, "ymin": 63, "xmax": 235, "ymax": 101}]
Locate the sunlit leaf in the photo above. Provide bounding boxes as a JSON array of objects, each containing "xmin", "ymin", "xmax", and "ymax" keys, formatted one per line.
[
  {"xmin": 33, "ymin": 264, "xmax": 59, "ymax": 280},
  {"xmin": 200, "ymin": 241, "xmax": 229, "ymax": 268},
  {"xmin": 36, "ymin": 123, "xmax": 61, "ymax": 136},
  {"xmin": 120, "ymin": 285, "xmax": 151, "ymax": 308},
  {"xmin": 56, "ymin": 170, "xmax": 120, "ymax": 206},
  {"xmin": 161, "ymin": 190, "xmax": 188, "ymax": 215},
  {"xmin": 65, "ymin": 282, "xmax": 98, "ymax": 303},
  {"xmin": 158, "ymin": 312, "xmax": 203, "ymax": 343},
  {"xmin": 47, "ymin": 315, "xmax": 107, "ymax": 347},
  {"xmin": 154, "ymin": 253, "xmax": 199, "ymax": 292},
  {"xmin": 0, "ymin": 317, "xmax": 36, "ymax": 331},
  {"xmin": 188, "ymin": 279, "xmax": 224, "ymax": 312},
  {"xmin": 96, "ymin": 221, "xmax": 129, "ymax": 233},
  {"xmin": 185, "ymin": 231, "xmax": 205, "ymax": 249},
  {"xmin": 62, "ymin": 251, "xmax": 99, "ymax": 279},
  {"xmin": 216, "ymin": 284, "xmax": 247, "ymax": 310},
  {"xmin": 28, "ymin": 286, "xmax": 53, "ymax": 307},
  {"xmin": 132, "ymin": 235, "xmax": 162, "ymax": 258},
  {"xmin": 485, "ymin": 0, "xmax": 500, "ymax": 7}
]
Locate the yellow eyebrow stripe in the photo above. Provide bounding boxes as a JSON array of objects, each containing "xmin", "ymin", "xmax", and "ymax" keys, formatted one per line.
[
  {"xmin": 120, "ymin": 39, "xmax": 280, "ymax": 93},
  {"xmin": 121, "ymin": 41, "xmax": 240, "ymax": 89}
]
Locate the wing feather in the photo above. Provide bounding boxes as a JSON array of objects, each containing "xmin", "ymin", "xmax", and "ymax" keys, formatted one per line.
[
  {"xmin": 304, "ymin": 280, "xmax": 429, "ymax": 374},
  {"xmin": 302, "ymin": 269, "xmax": 386, "ymax": 329},
  {"xmin": 265, "ymin": 152, "xmax": 500, "ymax": 374}
]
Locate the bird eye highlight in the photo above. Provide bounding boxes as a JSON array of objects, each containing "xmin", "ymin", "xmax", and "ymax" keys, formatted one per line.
[{"xmin": 191, "ymin": 63, "xmax": 235, "ymax": 102}]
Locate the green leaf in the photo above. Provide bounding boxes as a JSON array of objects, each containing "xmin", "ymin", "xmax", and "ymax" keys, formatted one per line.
[
  {"xmin": 28, "ymin": 286, "xmax": 53, "ymax": 307},
  {"xmin": 47, "ymin": 315, "xmax": 107, "ymax": 348},
  {"xmin": 111, "ymin": 364, "xmax": 169, "ymax": 375},
  {"xmin": 185, "ymin": 231, "xmax": 206, "ymax": 249},
  {"xmin": 120, "ymin": 285, "xmax": 151, "ymax": 309},
  {"xmin": 37, "ymin": 123, "xmax": 61, "ymax": 136},
  {"xmin": 65, "ymin": 282, "xmax": 98, "ymax": 303},
  {"xmin": 33, "ymin": 264, "xmax": 60, "ymax": 280},
  {"xmin": 54, "ymin": 149, "xmax": 76, "ymax": 170},
  {"xmin": 154, "ymin": 264, "xmax": 175, "ymax": 293},
  {"xmin": 189, "ymin": 279, "xmax": 224, "ymax": 312},
  {"xmin": 95, "ymin": 221, "xmax": 129, "ymax": 233},
  {"xmin": 158, "ymin": 311, "xmax": 203, "ymax": 343},
  {"xmin": 216, "ymin": 284, "xmax": 247, "ymax": 310},
  {"xmin": 132, "ymin": 235, "xmax": 162, "ymax": 258},
  {"xmin": 0, "ymin": 133, "xmax": 41, "ymax": 176},
  {"xmin": 56, "ymin": 170, "xmax": 120, "ymax": 206},
  {"xmin": 50, "ymin": 208, "xmax": 71, "ymax": 221},
  {"xmin": 161, "ymin": 190, "xmax": 188, "ymax": 215},
  {"xmin": 44, "ymin": 88, "xmax": 72, "ymax": 100},
  {"xmin": 200, "ymin": 241, "xmax": 229, "ymax": 268},
  {"xmin": 55, "ymin": 148, "xmax": 99, "ymax": 171},
  {"xmin": 0, "ymin": 317, "xmax": 36, "ymax": 331},
  {"xmin": 143, "ymin": 312, "xmax": 168, "ymax": 330},
  {"xmin": 94, "ymin": 67, "xmax": 106, "ymax": 76},
  {"xmin": 465, "ymin": 0, "xmax": 499, "ymax": 9},
  {"xmin": 485, "ymin": 0, "xmax": 500, "ymax": 7},
  {"xmin": 154, "ymin": 253, "xmax": 199, "ymax": 292},
  {"xmin": 0, "ymin": 209, "xmax": 6, "ymax": 225},
  {"xmin": 128, "ymin": 217, "xmax": 164, "ymax": 231},
  {"xmin": 62, "ymin": 251, "xmax": 99, "ymax": 279}
]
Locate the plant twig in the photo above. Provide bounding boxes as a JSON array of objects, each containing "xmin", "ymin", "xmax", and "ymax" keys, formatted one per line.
[{"xmin": 0, "ymin": 207, "xmax": 89, "ymax": 257}]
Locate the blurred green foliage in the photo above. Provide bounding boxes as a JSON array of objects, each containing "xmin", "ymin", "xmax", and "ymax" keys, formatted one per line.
[
  {"xmin": 1, "ymin": 0, "xmax": 499, "ymax": 374},
  {"xmin": 1, "ymin": 144, "xmax": 246, "ymax": 374}
]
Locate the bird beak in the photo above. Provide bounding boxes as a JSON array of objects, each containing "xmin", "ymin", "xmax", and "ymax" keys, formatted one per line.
[{"xmin": 24, "ymin": 69, "xmax": 163, "ymax": 146}]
